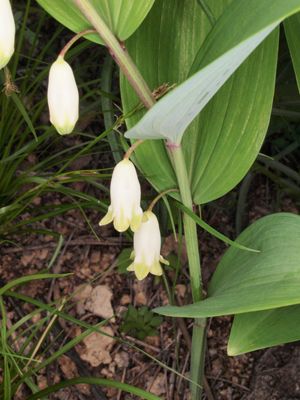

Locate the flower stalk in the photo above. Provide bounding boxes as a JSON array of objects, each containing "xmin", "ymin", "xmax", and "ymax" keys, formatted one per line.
[
  {"xmin": 59, "ymin": 29, "xmax": 98, "ymax": 58},
  {"xmin": 148, "ymin": 188, "xmax": 179, "ymax": 212},
  {"xmin": 124, "ymin": 139, "xmax": 146, "ymax": 160}
]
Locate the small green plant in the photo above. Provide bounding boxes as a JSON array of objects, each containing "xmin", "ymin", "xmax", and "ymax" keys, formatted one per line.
[{"xmin": 119, "ymin": 305, "xmax": 163, "ymax": 340}]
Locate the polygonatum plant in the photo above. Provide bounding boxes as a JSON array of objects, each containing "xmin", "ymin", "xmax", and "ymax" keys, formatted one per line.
[{"xmin": 3, "ymin": 0, "xmax": 300, "ymax": 398}]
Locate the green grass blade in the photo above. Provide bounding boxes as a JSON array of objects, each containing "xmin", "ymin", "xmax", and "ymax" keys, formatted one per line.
[
  {"xmin": 0, "ymin": 274, "xmax": 72, "ymax": 296},
  {"xmin": 26, "ymin": 377, "xmax": 162, "ymax": 400},
  {"xmin": 173, "ymin": 201, "xmax": 259, "ymax": 252},
  {"xmin": 101, "ymin": 52, "xmax": 123, "ymax": 163}
]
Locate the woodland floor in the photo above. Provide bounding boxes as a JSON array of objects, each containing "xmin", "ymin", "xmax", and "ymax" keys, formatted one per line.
[{"xmin": 1, "ymin": 134, "xmax": 299, "ymax": 400}]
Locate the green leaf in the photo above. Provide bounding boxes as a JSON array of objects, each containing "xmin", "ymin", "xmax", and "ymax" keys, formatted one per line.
[
  {"xmin": 165, "ymin": 253, "xmax": 182, "ymax": 271},
  {"xmin": 116, "ymin": 248, "xmax": 133, "ymax": 274},
  {"xmin": 8, "ymin": 87, "xmax": 37, "ymax": 141},
  {"xmin": 120, "ymin": 0, "xmax": 282, "ymax": 204},
  {"xmin": 228, "ymin": 304, "xmax": 300, "ymax": 355},
  {"xmin": 284, "ymin": 11, "xmax": 300, "ymax": 93},
  {"xmin": 119, "ymin": 321, "xmax": 136, "ymax": 333},
  {"xmin": 144, "ymin": 310, "xmax": 153, "ymax": 324},
  {"xmin": 127, "ymin": 304, "xmax": 138, "ymax": 320},
  {"xmin": 149, "ymin": 316, "xmax": 163, "ymax": 328},
  {"xmin": 136, "ymin": 330, "xmax": 147, "ymax": 340},
  {"xmin": 137, "ymin": 315, "xmax": 144, "ymax": 326},
  {"xmin": 26, "ymin": 378, "xmax": 163, "ymax": 400},
  {"xmin": 173, "ymin": 201, "xmax": 259, "ymax": 252},
  {"xmin": 144, "ymin": 327, "xmax": 160, "ymax": 337},
  {"xmin": 153, "ymin": 213, "xmax": 300, "ymax": 318},
  {"xmin": 35, "ymin": 0, "xmax": 156, "ymax": 46},
  {"xmin": 124, "ymin": 0, "xmax": 300, "ymax": 143},
  {"xmin": 139, "ymin": 305, "xmax": 148, "ymax": 316},
  {"xmin": 0, "ymin": 273, "xmax": 72, "ymax": 296},
  {"xmin": 125, "ymin": 26, "xmax": 277, "ymax": 143}
]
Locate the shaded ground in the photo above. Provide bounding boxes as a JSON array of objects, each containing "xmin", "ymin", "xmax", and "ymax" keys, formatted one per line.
[{"xmin": 1, "ymin": 148, "xmax": 299, "ymax": 399}]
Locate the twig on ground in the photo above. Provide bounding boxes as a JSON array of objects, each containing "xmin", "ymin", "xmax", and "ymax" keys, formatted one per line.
[
  {"xmin": 1, "ymin": 236, "xmax": 132, "ymax": 253},
  {"xmin": 117, "ymin": 367, "xmax": 127, "ymax": 400},
  {"xmin": 206, "ymin": 375, "xmax": 250, "ymax": 392},
  {"xmin": 176, "ymin": 351, "xmax": 190, "ymax": 393},
  {"xmin": 124, "ymin": 335, "xmax": 160, "ymax": 353}
]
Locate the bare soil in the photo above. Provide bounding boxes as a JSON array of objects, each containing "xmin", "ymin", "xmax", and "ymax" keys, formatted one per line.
[{"xmin": 1, "ymin": 149, "xmax": 299, "ymax": 400}]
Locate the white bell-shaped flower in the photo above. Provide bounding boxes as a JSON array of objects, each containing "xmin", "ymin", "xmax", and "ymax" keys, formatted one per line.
[
  {"xmin": 47, "ymin": 56, "xmax": 79, "ymax": 135},
  {"xmin": 100, "ymin": 159, "xmax": 143, "ymax": 232},
  {"xmin": 127, "ymin": 211, "xmax": 169, "ymax": 280},
  {"xmin": 0, "ymin": 0, "xmax": 15, "ymax": 69}
]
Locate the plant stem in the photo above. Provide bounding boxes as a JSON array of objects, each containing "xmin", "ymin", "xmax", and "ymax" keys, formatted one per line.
[
  {"xmin": 148, "ymin": 188, "xmax": 179, "ymax": 212},
  {"xmin": 71, "ymin": 0, "xmax": 155, "ymax": 110},
  {"xmin": 59, "ymin": 29, "xmax": 98, "ymax": 58},
  {"xmin": 167, "ymin": 142, "xmax": 206, "ymax": 399},
  {"xmin": 124, "ymin": 139, "xmax": 146, "ymax": 159}
]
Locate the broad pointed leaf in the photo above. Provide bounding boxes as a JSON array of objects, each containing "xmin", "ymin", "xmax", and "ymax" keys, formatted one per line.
[
  {"xmin": 125, "ymin": 23, "xmax": 277, "ymax": 143},
  {"xmin": 120, "ymin": 0, "xmax": 281, "ymax": 204},
  {"xmin": 284, "ymin": 11, "xmax": 300, "ymax": 93},
  {"xmin": 228, "ymin": 304, "xmax": 300, "ymax": 355},
  {"xmin": 121, "ymin": 0, "xmax": 224, "ymax": 197},
  {"xmin": 125, "ymin": 0, "xmax": 300, "ymax": 144},
  {"xmin": 153, "ymin": 213, "xmax": 300, "ymax": 318},
  {"xmin": 36, "ymin": 0, "xmax": 156, "ymax": 46}
]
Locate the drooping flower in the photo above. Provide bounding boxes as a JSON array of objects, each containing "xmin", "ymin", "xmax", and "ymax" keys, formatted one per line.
[
  {"xmin": 99, "ymin": 158, "xmax": 143, "ymax": 232},
  {"xmin": 127, "ymin": 211, "xmax": 169, "ymax": 280},
  {"xmin": 47, "ymin": 56, "xmax": 79, "ymax": 135},
  {"xmin": 0, "ymin": 0, "xmax": 15, "ymax": 69}
]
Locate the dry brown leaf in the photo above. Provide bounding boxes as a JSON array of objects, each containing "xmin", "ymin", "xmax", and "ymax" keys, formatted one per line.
[
  {"xmin": 85, "ymin": 285, "xmax": 115, "ymax": 322},
  {"xmin": 78, "ymin": 326, "xmax": 116, "ymax": 367}
]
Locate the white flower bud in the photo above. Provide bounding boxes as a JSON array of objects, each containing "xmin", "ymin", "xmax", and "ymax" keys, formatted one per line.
[
  {"xmin": 47, "ymin": 56, "xmax": 79, "ymax": 135},
  {"xmin": 0, "ymin": 0, "xmax": 15, "ymax": 69},
  {"xmin": 100, "ymin": 159, "xmax": 143, "ymax": 232},
  {"xmin": 127, "ymin": 211, "xmax": 169, "ymax": 280}
]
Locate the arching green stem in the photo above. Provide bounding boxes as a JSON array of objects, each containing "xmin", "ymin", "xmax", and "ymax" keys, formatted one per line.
[
  {"xmin": 59, "ymin": 29, "xmax": 98, "ymax": 58},
  {"xmin": 148, "ymin": 188, "xmax": 179, "ymax": 212},
  {"xmin": 124, "ymin": 139, "xmax": 146, "ymax": 160}
]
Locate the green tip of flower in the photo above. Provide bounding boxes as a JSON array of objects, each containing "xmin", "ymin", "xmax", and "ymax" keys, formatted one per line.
[
  {"xmin": 134, "ymin": 261, "xmax": 150, "ymax": 280},
  {"xmin": 159, "ymin": 255, "xmax": 170, "ymax": 265},
  {"xmin": 127, "ymin": 262, "xmax": 135, "ymax": 272},
  {"xmin": 99, "ymin": 208, "xmax": 114, "ymax": 226},
  {"xmin": 114, "ymin": 211, "xmax": 130, "ymax": 232},
  {"xmin": 141, "ymin": 213, "xmax": 149, "ymax": 223},
  {"xmin": 150, "ymin": 261, "xmax": 163, "ymax": 276},
  {"xmin": 130, "ymin": 211, "xmax": 143, "ymax": 232}
]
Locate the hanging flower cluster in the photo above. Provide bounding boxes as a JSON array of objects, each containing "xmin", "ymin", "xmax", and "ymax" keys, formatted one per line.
[
  {"xmin": 100, "ymin": 159, "xmax": 169, "ymax": 280},
  {"xmin": 0, "ymin": 0, "xmax": 15, "ymax": 69},
  {"xmin": 46, "ymin": 32, "xmax": 168, "ymax": 280}
]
